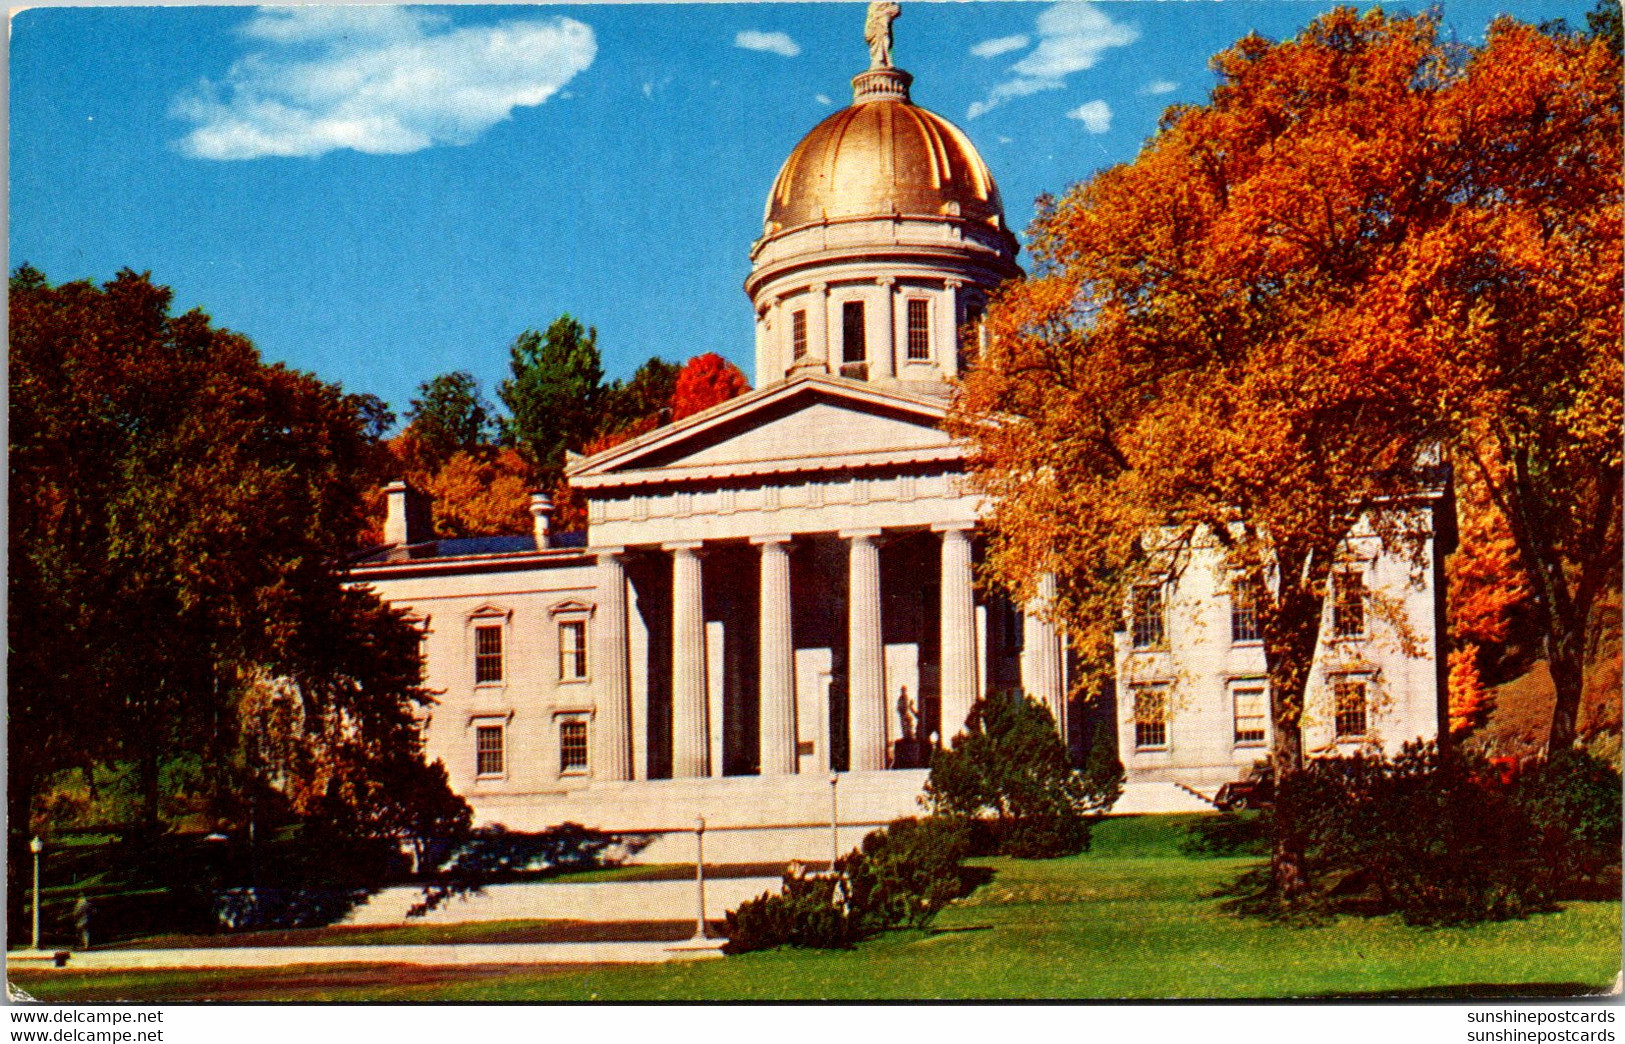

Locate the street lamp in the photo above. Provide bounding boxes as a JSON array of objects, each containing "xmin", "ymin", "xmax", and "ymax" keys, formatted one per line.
[
  {"xmin": 829, "ymin": 772, "xmax": 840, "ymax": 871},
  {"xmin": 29, "ymin": 836, "xmax": 44, "ymax": 951},
  {"xmin": 692, "ymin": 815, "xmax": 707, "ymax": 941}
]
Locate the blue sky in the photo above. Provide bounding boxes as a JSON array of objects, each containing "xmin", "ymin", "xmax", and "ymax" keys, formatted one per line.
[{"xmin": 10, "ymin": 0, "xmax": 1593, "ymax": 423}]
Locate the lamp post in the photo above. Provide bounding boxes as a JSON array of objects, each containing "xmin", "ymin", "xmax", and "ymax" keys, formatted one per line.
[
  {"xmin": 692, "ymin": 815, "xmax": 707, "ymax": 941},
  {"xmin": 29, "ymin": 836, "xmax": 44, "ymax": 951},
  {"xmin": 829, "ymin": 772, "xmax": 840, "ymax": 871}
]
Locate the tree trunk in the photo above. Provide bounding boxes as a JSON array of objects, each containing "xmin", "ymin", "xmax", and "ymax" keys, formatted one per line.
[
  {"xmin": 1545, "ymin": 615, "xmax": 1587, "ymax": 753},
  {"xmin": 1264, "ymin": 544, "xmax": 1332, "ymax": 902}
]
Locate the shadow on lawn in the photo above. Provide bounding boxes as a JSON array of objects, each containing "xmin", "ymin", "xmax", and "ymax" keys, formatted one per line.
[{"xmin": 411, "ymin": 823, "xmax": 657, "ymax": 916}]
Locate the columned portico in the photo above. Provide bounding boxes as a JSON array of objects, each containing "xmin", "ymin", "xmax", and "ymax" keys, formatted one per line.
[
  {"xmin": 1023, "ymin": 571, "xmax": 1065, "ymax": 731},
  {"xmin": 844, "ymin": 529, "xmax": 888, "ymax": 771},
  {"xmin": 667, "ymin": 541, "xmax": 709, "ymax": 778},
  {"xmin": 754, "ymin": 534, "xmax": 798, "ymax": 774},
  {"xmin": 936, "ymin": 521, "xmax": 978, "ymax": 741},
  {"xmin": 595, "ymin": 548, "xmax": 634, "ymax": 780}
]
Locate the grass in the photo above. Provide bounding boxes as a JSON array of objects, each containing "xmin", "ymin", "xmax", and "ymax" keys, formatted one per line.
[{"xmin": 11, "ymin": 815, "xmax": 1619, "ymax": 1002}]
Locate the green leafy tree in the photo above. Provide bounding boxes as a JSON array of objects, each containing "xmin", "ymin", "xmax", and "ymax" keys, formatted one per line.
[
  {"xmin": 924, "ymin": 696, "xmax": 1122, "ymax": 858},
  {"xmin": 499, "ymin": 316, "xmax": 604, "ymax": 484},
  {"xmin": 600, "ymin": 356, "xmax": 681, "ymax": 438},
  {"xmin": 402, "ymin": 371, "xmax": 497, "ymax": 470},
  {"xmin": 8, "ymin": 267, "xmax": 468, "ymax": 934}
]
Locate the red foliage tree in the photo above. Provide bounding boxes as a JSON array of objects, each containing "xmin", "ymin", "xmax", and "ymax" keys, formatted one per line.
[{"xmin": 671, "ymin": 353, "xmax": 750, "ymax": 421}]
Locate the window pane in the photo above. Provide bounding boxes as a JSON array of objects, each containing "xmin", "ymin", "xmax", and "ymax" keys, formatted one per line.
[
  {"xmin": 559, "ymin": 620, "xmax": 587, "ymax": 680},
  {"xmin": 791, "ymin": 309, "xmax": 807, "ymax": 359},
  {"xmin": 1334, "ymin": 678, "xmax": 1367, "ymax": 738},
  {"xmin": 476, "ymin": 725, "xmax": 504, "ymax": 776},
  {"xmin": 1131, "ymin": 586, "xmax": 1165, "ymax": 648},
  {"xmin": 1233, "ymin": 685, "xmax": 1267, "ymax": 745},
  {"xmin": 560, "ymin": 719, "xmax": 589, "ymax": 772},
  {"xmin": 906, "ymin": 299, "xmax": 931, "ymax": 360},
  {"xmin": 1134, "ymin": 685, "xmax": 1167, "ymax": 749},
  {"xmin": 1333, "ymin": 572, "xmax": 1365, "ymax": 638},
  {"xmin": 842, "ymin": 301, "xmax": 867, "ymax": 363},
  {"xmin": 475, "ymin": 624, "xmax": 503, "ymax": 684},
  {"xmin": 1231, "ymin": 578, "xmax": 1261, "ymax": 643}
]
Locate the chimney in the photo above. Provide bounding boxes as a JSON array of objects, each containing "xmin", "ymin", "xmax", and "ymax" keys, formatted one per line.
[
  {"xmin": 383, "ymin": 480, "xmax": 432, "ymax": 546},
  {"xmin": 530, "ymin": 492, "xmax": 554, "ymax": 547}
]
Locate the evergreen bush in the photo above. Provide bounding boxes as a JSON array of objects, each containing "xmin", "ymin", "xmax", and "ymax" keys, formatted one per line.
[{"xmin": 924, "ymin": 696, "xmax": 1122, "ymax": 858}]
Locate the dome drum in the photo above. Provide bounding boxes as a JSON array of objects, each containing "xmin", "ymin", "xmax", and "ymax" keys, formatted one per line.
[{"xmin": 746, "ymin": 30, "xmax": 1019, "ymax": 393}]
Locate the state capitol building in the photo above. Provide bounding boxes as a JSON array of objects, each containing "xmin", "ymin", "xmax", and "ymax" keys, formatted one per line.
[{"xmin": 349, "ymin": 8, "xmax": 1448, "ymax": 855}]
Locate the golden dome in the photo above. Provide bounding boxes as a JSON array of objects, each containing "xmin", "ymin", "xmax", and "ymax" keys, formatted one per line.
[{"xmin": 764, "ymin": 72, "xmax": 1006, "ymax": 234}]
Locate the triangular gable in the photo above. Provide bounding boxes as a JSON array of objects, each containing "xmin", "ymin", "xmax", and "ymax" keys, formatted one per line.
[{"xmin": 569, "ymin": 374, "xmax": 960, "ymax": 488}]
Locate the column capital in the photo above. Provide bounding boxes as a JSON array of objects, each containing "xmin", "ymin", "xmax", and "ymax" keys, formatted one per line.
[
  {"xmin": 593, "ymin": 545, "xmax": 627, "ymax": 560},
  {"xmin": 944, "ymin": 277, "xmax": 965, "ymax": 291},
  {"xmin": 930, "ymin": 520, "xmax": 977, "ymax": 534},
  {"xmin": 663, "ymin": 540, "xmax": 705, "ymax": 553},
  {"xmin": 875, "ymin": 275, "xmax": 896, "ymax": 288},
  {"xmin": 810, "ymin": 281, "xmax": 828, "ymax": 295},
  {"xmin": 749, "ymin": 533, "xmax": 795, "ymax": 546},
  {"xmin": 838, "ymin": 528, "xmax": 884, "ymax": 541}
]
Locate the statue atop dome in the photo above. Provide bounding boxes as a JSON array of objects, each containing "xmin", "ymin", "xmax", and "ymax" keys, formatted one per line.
[{"xmin": 865, "ymin": 2, "xmax": 901, "ymax": 69}]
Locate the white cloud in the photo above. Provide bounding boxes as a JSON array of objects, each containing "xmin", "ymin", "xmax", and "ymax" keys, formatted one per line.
[
  {"xmin": 815, "ymin": 93, "xmax": 834, "ymax": 106},
  {"xmin": 735, "ymin": 30, "xmax": 801, "ymax": 58},
  {"xmin": 172, "ymin": 8, "xmax": 596, "ymax": 160},
  {"xmin": 1140, "ymin": 79, "xmax": 1178, "ymax": 95},
  {"xmin": 1066, "ymin": 99, "xmax": 1112, "ymax": 133},
  {"xmin": 967, "ymin": 2, "xmax": 1138, "ymax": 119},
  {"xmin": 971, "ymin": 34, "xmax": 1029, "ymax": 59}
]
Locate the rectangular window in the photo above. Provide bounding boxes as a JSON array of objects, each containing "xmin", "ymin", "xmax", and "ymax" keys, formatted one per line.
[
  {"xmin": 559, "ymin": 619, "xmax": 588, "ymax": 681},
  {"xmin": 474, "ymin": 624, "xmax": 504, "ymax": 684},
  {"xmin": 1232, "ymin": 684, "xmax": 1268, "ymax": 746},
  {"xmin": 842, "ymin": 301, "xmax": 867, "ymax": 363},
  {"xmin": 791, "ymin": 309, "xmax": 808, "ymax": 359},
  {"xmin": 1133, "ymin": 684, "xmax": 1168, "ymax": 749},
  {"xmin": 1332, "ymin": 571, "xmax": 1365, "ymax": 638},
  {"xmin": 1231, "ymin": 577, "xmax": 1262, "ymax": 644},
  {"xmin": 1334, "ymin": 677, "xmax": 1368, "ymax": 739},
  {"xmin": 475, "ymin": 724, "xmax": 505, "ymax": 776},
  {"xmin": 1130, "ymin": 585, "xmax": 1165, "ymax": 649},
  {"xmin": 960, "ymin": 303, "xmax": 985, "ymax": 361},
  {"xmin": 559, "ymin": 717, "xmax": 589, "ymax": 773},
  {"xmin": 906, "ymin": 299, "xmax": 931, "ymax": 360}
]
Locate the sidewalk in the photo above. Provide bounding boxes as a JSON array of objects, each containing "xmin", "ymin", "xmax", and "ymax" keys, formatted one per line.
[{"xmin": 8, "ymin": 937, "xmax": 726, "ymax": 971}]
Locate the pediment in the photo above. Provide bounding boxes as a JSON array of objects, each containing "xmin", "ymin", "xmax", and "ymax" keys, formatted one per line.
[{"xmin": 569, "ymin": 375, "xmax": 961, "ymax": 489}]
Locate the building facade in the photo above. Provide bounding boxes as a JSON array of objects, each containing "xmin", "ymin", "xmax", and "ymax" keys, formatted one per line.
[{"xmin": 349, "ymin": 11, "xmax": 1447, "ymax": 838}]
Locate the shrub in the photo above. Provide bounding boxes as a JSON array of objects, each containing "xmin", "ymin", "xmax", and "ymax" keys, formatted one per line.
[
  {"xmin": 722, "ymin": 817, "xmax": 974, "ymax": 954},
  {"xmin": 924, "ymin": 696, "xmax": 1121, "ymax": 858},
  {"xmin": 1246, "ymin": 742, "xmax": 1552, "ymax": 926},
  {"xmin": 1514, "ymin": 750, "xmax": 1622, "ymax": 898},
  {"xmin": 722, "ymin": 875, "xmax": 858, "ymax": 954}
]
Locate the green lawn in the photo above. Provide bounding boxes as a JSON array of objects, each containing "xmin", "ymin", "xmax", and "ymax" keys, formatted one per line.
[{"xmin": 11, "ymin": 816, "xmax": 1619, "ymax": 1002}]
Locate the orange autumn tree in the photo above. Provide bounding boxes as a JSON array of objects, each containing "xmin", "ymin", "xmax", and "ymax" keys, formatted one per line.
[
  {"xmin": 1402, "ymin": 18, "xmax": 1622, "ymax": 753},
  {"xmin": 953, "ymin": 8, "xmax": 1618, "ymax": 900}
]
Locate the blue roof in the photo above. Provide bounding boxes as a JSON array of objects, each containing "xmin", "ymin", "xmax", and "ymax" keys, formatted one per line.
[{"xmin": 350, "ymin": 530, "xmax": 587, "ymax": 567}]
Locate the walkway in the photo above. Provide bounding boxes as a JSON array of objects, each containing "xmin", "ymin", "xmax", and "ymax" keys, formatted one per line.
[{"xmin": 7, "ymin": 937, "xmax": 725, "ymax": 971}]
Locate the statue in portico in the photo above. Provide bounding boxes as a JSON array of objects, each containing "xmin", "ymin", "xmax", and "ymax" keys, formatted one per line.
[{"xmin": 865, "ymin": 2, "xmax": 901, "ymax": 69}]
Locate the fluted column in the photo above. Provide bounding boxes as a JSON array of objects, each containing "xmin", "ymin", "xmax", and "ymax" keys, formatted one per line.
[
  {"xmin": 1023, "ymin": 572, "xmax": 1065, "ymax": 734},
  {"xmin": 668, "ymin": 541, "xmax": 709, "ymax": 778},
  {"xmin": 844, "ymin": 529, "xmax": 887, "ymax": 771},
  {"xmin": 874, "ymin": 277, "xmax": 897, "ymax": 381},
  {"xmin": 754, "ymin": 535, "xmax": 798, "ymax": 775},
  {"xmin": 595, "ymin": 548, "xmax": 633, "ymax": 780},
  {"xmin": 936, "ymin": 522, "xmax": 978, "ymax": 742}
]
